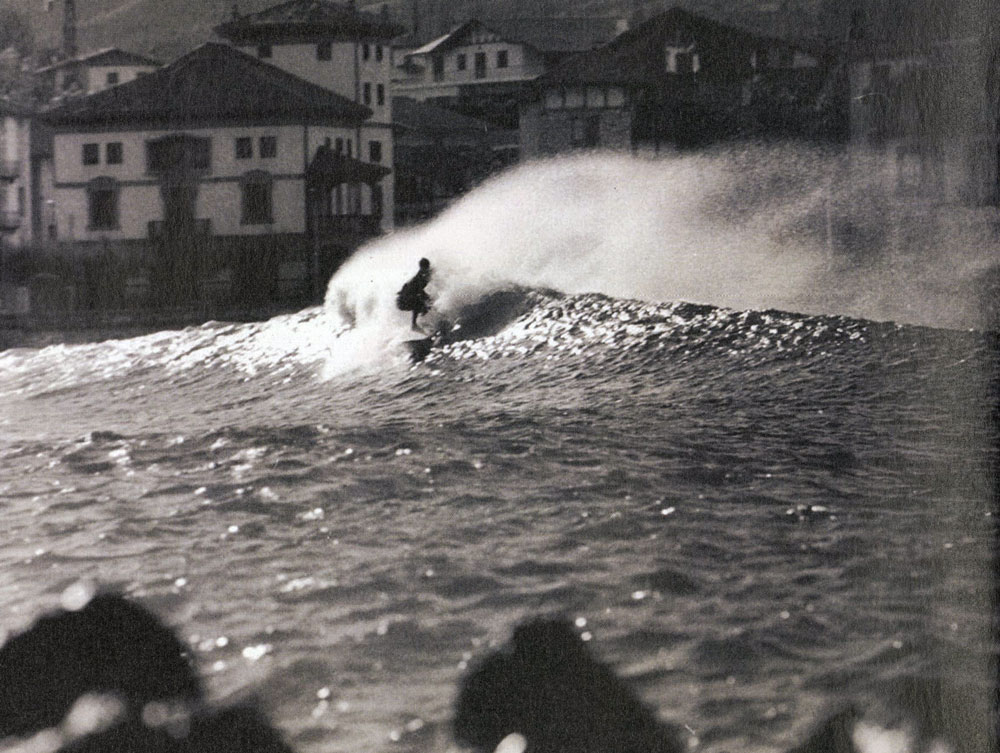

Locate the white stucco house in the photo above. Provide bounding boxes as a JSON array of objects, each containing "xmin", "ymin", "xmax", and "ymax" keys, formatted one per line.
[
  {"xmin": 213, "ymin": 0, "xmax": 403, "ymax": 233},
  {"xmin": 41, "ymin": 41, "xmax": 390, "ymax": 303},
  {"xmin": 36, "ymin": 48, "xmax": 162, "ymax": 97}
]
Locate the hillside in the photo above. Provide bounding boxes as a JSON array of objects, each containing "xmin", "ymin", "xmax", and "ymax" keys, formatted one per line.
[
  {"xmin": 7, "ymin": 0, "xmax": 843, "ymax": 61},
  {"xmin": 5, "ymin": 0, "xmax": 994, "ymax": 63}
]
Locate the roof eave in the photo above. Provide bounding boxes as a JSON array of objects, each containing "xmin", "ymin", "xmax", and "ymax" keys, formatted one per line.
[{"xmin": 42, "ymin": 107, "xmax": 370, "ymax": 131}]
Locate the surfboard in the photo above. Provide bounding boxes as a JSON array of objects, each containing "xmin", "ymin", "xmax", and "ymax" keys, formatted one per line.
[{"xmin": 403, "ymin": 336, "xmax": 434, "ymax": 362}]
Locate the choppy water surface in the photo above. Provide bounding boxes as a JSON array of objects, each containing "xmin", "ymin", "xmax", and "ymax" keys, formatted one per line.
[{"xmin": 0, "ymin": 152, "xmax": 997, "ymax": 753}]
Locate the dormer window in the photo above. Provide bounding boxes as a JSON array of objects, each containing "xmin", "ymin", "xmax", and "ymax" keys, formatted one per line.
[
  {"xmin": 665, "ymin": 44, "xmax": 699, "ymax": 74},
  {"xmin": 257, "ymin": 44, "xmax": 272, "ymax": 59},
  {"xmin": 362, "ymin": 43, "xmax": 370, "ymax": 61},
  {"xmin": 317, "ymin": 42, "xmax": 331, "ymax": 60},
  {"xmin": 497, "ymin": 49, "xmax": 508, "ymax": 68}
]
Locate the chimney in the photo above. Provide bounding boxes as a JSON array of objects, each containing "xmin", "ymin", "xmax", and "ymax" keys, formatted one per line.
[{"xmin": 63, "ymin": 0, "xmax": 78, "ymax": 59}]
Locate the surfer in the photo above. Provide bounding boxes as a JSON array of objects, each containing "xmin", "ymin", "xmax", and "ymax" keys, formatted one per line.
[{"xmin": 396, "ymin": 257, "xmax": 433, "ymax": 331}]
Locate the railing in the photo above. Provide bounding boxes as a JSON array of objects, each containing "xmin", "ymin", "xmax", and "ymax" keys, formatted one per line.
[
  {"xmin": 315, "ymin": 214, "xmax": 381, "ymax": 237},
  {"xmin": 148, "ymin": 218, "xmax": 212, "ymax": 239},
  {"xmin": 0, "ymin": 159, "xmax": 19, "ymax": 180},
  {"xmin": 0, "ymin": 210, "xmax": 22, "ymax": 231}
]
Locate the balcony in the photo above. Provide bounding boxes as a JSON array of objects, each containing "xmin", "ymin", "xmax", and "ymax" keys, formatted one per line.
[
  {"xmin": 148, "ymin": 218, "xmax": 212, "ymax": 239},
  {"xmin": 0, "ymin": 210, "xmax": 22, "ymax": 232},
  {"xmin": 0, "ymin": 159, "xmax": 19, "ymax": 180}
]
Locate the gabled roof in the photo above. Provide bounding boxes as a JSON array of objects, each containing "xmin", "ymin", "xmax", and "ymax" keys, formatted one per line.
[
  {"xmin": 405, "ymin": 20, "xmax": 504, "ymax": 57},
  {"xmin": 392, "ymin": 96, "xmax": 491, "ymax": 134},
  {"xmin": 404, "ymin": 17, "xmax": 625, "ymax": 58},
  {"xmin": 540, "ymin": 6, "xmax": 809, "ymax": 87},
  {"xmin": 215, "ymin": 0, "xmax": 405, "ymax": 45},
  {"xmin": 42, "ymin": 42, "xmax": 371, "ymax": 128},
  {"xmin": 36, "ymin": 48, "xmax": 162, "ymax": 73},
  {"xmin": 488, "ymin": 17, "xmax": 626, "ymax": 54}
]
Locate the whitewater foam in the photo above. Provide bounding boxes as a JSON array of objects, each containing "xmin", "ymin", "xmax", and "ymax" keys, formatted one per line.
[{"xmin": 325, "ymin": 148, "xmax": 1000, "ymax": 332}]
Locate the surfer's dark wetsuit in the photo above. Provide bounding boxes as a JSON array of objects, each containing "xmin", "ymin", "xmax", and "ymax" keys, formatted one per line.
[{"xmin": 396, "ymin": 258, "xmax": 433, "ymax": 330}]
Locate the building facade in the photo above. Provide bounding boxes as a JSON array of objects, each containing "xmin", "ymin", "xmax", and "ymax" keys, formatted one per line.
[
  {"xmin": 36, "ymin": 49, "xmax": 162, "ymax": 98},
  {"xmin": 392, "ymin": 95, "xmax": 512, "ymax": 225},
  {"xmin": 0, "ymin": 101, "xmax": 35, "ymax": 250},
  {"xmin": 214, "ymin": 0, "xmax": 404, "ymax": 234},
  {"xmin": 42, "ymin": 42, "xmax": 388, "ymax": 306},
  {"xmin": 520, "ymin": 7, "xmax": 827, "ymax": 158},
  {"xmin": 394, "ymin": 17, "xmax": 624, "ymax": 129},
  {"xmin": 395, "ymin": 19, "xmax": 547, "ymax": 102},
  {"xmin": 847, "ymin": 35, "xmax": 999, "ymax": 205}
]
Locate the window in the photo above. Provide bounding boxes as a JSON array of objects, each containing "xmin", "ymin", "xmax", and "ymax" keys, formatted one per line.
[
  {"xmin": 335, "ymin": 137, "xmax": 344, "ymax": 154},
  {"xmin": 376, "ymin": 45, "xmax": 383, "ymax": 62},
  {"xmin": 241, "ymin": 171, "xmax": 273, "ymax": 225},
  {"xmin": 376, "ymin": 83, "xmax": 384, "ymax": 106},
  {"xmin": 257, "ymin": 43, "xmax": 272, "ymax": 59},
  {"xmin": 146, "ymin": 134, "xmax": 211, "ymax": 172},
  {"xmin": 259, "ymin": 136, "xmax": 277, "ymax": 158},
  {"xmin": 474, "ymin": 52, "xmax": 486, "ymax": 79},
  {"xmin": 456, "ymin": 53, "xmax": 466, "ymax": 71},
  {"xmin": 371, "ymin": 184, "xmax": 383, "ymax": 217},
  {"xmin": 236, "ymin": 137, "xmax": 253, "ymax": 159},
  {"xmin": 362, "ymin": 43, "xmax": 370, "ymax": 60},
  {"xmin": 82, "ymin": 143, "xmax": 100, "ymax": 165},
  {"xmin": 87, "ymin": 177, "xmax": 119, "ymax": 230},
  {"xmin": 572, "ymin": 116, "xmax": 601, "ymax": 148},
  {"xmin": 369, "ymin": 140, "xmax": 382, "ymax": 163},
  {"xmin": 106, "ymin": 71, "xmax": 119, "ymax": 85},
  {"xmin": 363, "ymin": 82, "xmax": 371, "ymax": 105},
  {"xmin": 317, "ymin": 42, "xmax": 331, "ymax": 60},
  {"xmin": 106, "ymin": 142, "xmax": 123, "ymax": 164},
  {"xmin": 497, "ymin": 49, "xmax": 508, "ymax": 68},
  {"xmin": 17, "ymin": 186, "xmax": 25, "ymax": 216},
  {"xmin": 432, "ymin": 55, "xmax": 444, "ymax": 81}
]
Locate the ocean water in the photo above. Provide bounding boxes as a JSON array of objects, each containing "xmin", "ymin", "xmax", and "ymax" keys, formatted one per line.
[{"xmin": 0, "ymin": 150, "xmax": 997, "ymax": 753}]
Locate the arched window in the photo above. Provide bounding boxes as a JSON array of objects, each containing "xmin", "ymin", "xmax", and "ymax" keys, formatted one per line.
[
  {"xmin": 241, "ymin": 170, "xmax": 273, "ymax": 225},
  {"xmin": 87, "ymin": 176, "xmax": 119, "ymax": 230}
]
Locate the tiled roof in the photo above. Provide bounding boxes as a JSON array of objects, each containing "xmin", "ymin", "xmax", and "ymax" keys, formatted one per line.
[
  {"xmin": 402, "ymin": 17, "xmax": 624, "ymax": 57},
  {"xmin": 307, "ymin": 144, "xmax": 391, "ymax": 185},
  {"xmin": 540, "ymin": 6, "xmax": 804, "ymax": 87},
  {"xmin": 215, "ymin": 0, "xmax": 405, "ymax": 44},
  {"xmin": 392, "ymin": 96, "xmax": 491, "ymax": 134},
  {"xmin": 41, "ymin": 42, "xmax": 371, "ymax": 128},
  {"xmin": 405, "ymin": 29, "xmax": 456, "ymax": 56},
  {"xmin": 36, "ymin": 48, "xmax": 162, "ymax": 73},
  {"xmin": 488, "ymin": 17, "xmax": 625, "ymax": 54}
]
